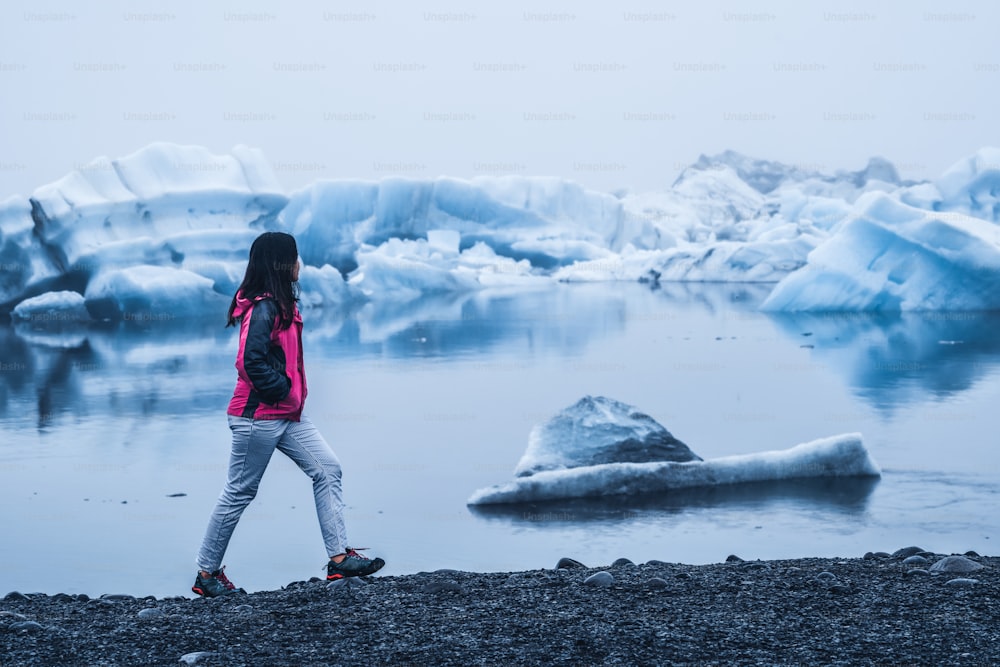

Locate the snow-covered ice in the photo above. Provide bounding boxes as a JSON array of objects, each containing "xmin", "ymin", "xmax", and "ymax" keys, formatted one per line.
[
  {"xmin": 11, "ymin": 290, "xmax": 90, "ymax": 324},
  {"xmin": 762, "ymin": 193, "xmax": 1000, "ymax": 311},
  {"xmin": 2, "ymin": 142, "xmax": 999, "ymax": 317},
  {"xmin": 469, "ymin": 433, "xmax": 881, "ymax": 505}
]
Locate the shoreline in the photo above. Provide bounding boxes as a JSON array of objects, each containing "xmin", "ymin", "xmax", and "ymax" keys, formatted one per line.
[{"xmin": 3, "ymin": 549, "xmax": 997, "ymax": 666}]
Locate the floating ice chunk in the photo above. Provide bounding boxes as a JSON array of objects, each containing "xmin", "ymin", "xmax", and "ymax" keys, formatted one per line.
[
  {"xmin": 11, "ymin": 291, "xmax": 90, "ymax": 324},
  {"xmin": 762, "ymin": 193, "xmax": 1000, "ymax": 311},
  {"xmin": 515, "ymin": 396, "xmax": 700, "ymax": 477},
  {"xmin": 468, "ymin": 433, "xmax": 880, "ymax": 505},
  {"xmin": 84, "ymin": 265, "xmax": 228, "ymax": 322},
  {"xmin": 349, "ymin": 238, "xmax": 544, "ymax": 300},
  {"xmin": 296, "ymin": 264, "xmax": 357, "ymax": 309}
]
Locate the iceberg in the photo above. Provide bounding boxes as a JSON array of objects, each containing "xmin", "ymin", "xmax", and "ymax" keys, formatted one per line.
[
  {"xmin": 469, "ymin": 433, "xmax": 881, "ymax": 505},
  {"xmin": 3, "ymin": 142, "xmax": 1000, "ymax": 316},
  {"xmin": 515, "ymin": 396, "xmax": 700, "ymax": 477},
  {"xmin": 11, "ymin": 290, "xmax": 90, "ymax": 325},
  {"xmin": 761, "ymin": 194, "xmax": 1000, "ymax": 311},
  {"xmin": 469, "ymin": 396, "xmax": 880, "ymax": 505}
]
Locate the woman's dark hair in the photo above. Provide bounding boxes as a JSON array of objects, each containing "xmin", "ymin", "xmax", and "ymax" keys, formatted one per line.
[{"xmin": 227, "ymin": 231, "xmax": 299, "ymax": 329}]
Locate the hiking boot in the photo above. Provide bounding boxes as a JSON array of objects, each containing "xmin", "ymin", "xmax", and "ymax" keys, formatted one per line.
[
  {"xmin": 192, "ymin": 567, "xmax": 241, "ymax": 597},
  {"xmin": 326, "ymin": 547, "xmax": 385, "ymax": 580}
]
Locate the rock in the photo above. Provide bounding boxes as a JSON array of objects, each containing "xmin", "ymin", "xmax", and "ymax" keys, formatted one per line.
[
  {"xmin": 75, "ymin": 594, "xmax": 90, "ymax": 602},
  {"xmin": 514, "ymin": 396, "xmax": 701, "ymax": 477},
  {"xmin": 3, "ymin": 591, "xmax": 30, "ymax": 601},
  {"xmin": 232, "ymin": 604, "xmax": 254, "ymax": 615},
  {"xmin": 611, "ymin": 558, "xmax": 636, "ymax": 569},
  {"xmin": 644, "ymin": 559, "xmax": 671, "ymax": 567},
  {"xmin": 864, "ymin": 551, "xmax": 891, "ymax": 560},
  {"xmin": 9, "ymin": 620, "xmax": 45, "ymax": 633},
  {"xmin": 137, "ymin": 608, "xmax": 164, "ymax": 620},
  {"xmin": 741, "ymin": 561, "xmax": 769, "ymax": 570},
  {"xmin": 583, "ymin": 572, "xmax": 615, "ymax": 587},
  {"xmin": 645, "ymin": 577, "xmax": 669, "ymax": 589},
  {"xmin": 675, "ymin": 572, "xmax": 692, "ymax": 580},
  {"xmin": 903, "ymin": 569, "xmax": 931, "ymax": 577},
  {"xmin": 964, "ymin": 550, "xmax": 981, "ymax": 558},
  {"xmin": 0, "ymin": 611, "xmax": 27, "ymax": 621},
  {"xmin": 327, "ymin": 577, "xmax": 368, "ymax": 592},
  {"xmin": 51, "ymin": 593, "xmax": 74, "ymax": 602},
  {"xmin": 556, "ymin": 557, "xmax": 586, "ymax": 570},
  {"xmin": 929, "ymin": 556, "xmax": 984, "ymax": 574},
  {"xmin": 422, "ymin": 581, "xmax": 463, "ymax": 594},
  {"xmin": 902, "ymin": 555, "xmax": 929, "ymax": 565},
  {"xmin": 828, "ymin": 584, "xmax": 851, "ymax": 594},
  {"xmin": 100, "ymin": 594, "xmax": 136, "ymax": 601},
  {"xmin": 179, "ymin": 652, "xmax": 215, "ymax": 665},
  {"xmin": 944, "ymin": 578, "xmax": 979, "ymax": 588},
  {"xmin": 891, "ymin": 546, "xmax": 926, "ymax": 559},
  {"xmin": 726, "ymin": 555, "xmax": 744, "ymax": 563}
]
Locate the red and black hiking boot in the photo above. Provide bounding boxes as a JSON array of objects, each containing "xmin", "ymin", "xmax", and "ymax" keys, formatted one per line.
[
  {"xmin": 326, "ymin": 547, "xmax": 385, "ymax": 580},
  {"xmin": 192, "ymin": 567, "xmax": 242, "ymax": 597}
]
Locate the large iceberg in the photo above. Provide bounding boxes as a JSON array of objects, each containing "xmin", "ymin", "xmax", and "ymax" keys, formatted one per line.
[
  {"xmin": 762, "ymin": 194, "xmax": 1000, "ymax": 311},
  {"xmin": 3, "ymin": 142, "xmax": 999, "ymax": 317},
  {"xmin": 469, "ymin": 397, "xmax": 880, "ymax": 505},
  {"xmin": 0, "ymin": 143, "xmax": 287, "ymax": 316}
]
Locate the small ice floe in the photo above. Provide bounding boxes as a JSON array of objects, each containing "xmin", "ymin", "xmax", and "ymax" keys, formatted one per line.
[{"xmin": 468, "ymin": 395, "xmax": 881, "ymax": 505}]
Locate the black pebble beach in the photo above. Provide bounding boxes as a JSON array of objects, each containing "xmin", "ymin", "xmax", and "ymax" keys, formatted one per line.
[{"xmin": 2, "ymin": 550, "xmax": 997, "ymax": 666}]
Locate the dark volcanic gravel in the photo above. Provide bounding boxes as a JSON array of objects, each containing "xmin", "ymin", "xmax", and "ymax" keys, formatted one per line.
[{"xmin": 2, "ymin": 550, "xmax": 997, "ymax": 666}]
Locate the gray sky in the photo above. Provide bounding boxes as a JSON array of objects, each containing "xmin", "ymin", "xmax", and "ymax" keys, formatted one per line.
[{"xmin": 1, "ymin": 0, "xmax": 996, "ymax": 199}]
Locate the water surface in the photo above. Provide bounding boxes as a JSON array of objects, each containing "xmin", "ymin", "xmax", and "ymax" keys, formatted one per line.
[{"xmin": 1, "ymin": 283, "xmax": 997, "ymax": 596}]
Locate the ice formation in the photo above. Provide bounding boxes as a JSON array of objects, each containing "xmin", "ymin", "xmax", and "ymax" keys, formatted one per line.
[{"xmin": 2, "ymin": 142, "xmax": 998, "ymax": 318}]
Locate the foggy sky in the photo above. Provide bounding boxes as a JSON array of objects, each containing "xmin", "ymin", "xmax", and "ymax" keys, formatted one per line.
[{"xmin": 1, "ymin": 0, "xmax": 996, "ymax": 199}]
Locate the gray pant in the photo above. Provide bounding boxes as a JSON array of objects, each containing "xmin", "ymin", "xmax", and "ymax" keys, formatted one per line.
[{"xmin": 196, "ymin": 415, "xmax": 347, "ymax": 572}]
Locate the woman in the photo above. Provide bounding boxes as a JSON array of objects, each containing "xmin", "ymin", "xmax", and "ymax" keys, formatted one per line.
[{"xmin": 193, "ymin": 231, "xmax": 384, "ymax": 597}]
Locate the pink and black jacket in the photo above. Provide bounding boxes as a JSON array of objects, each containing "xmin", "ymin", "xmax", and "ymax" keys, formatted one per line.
[{"xmin": 226, "ymin": 291, "xmax": 307, "ymax": 421}]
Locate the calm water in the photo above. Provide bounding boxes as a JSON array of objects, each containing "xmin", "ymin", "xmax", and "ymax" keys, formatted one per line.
[{"xmin": 1, "ymin": 282, "xmax": 998, "ymax": 597}]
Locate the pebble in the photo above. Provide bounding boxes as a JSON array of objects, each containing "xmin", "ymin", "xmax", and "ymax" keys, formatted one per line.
[
  {"xmin": 902, "ymin": 555, "xmax": 929, "ymax": 566},
  {"xmin": 8, "ymin": 621, "xmax": 45, "ymax": 633},
  {"xmin": 815, "ymin": 572, "xmax": 837, "ymax": 582},
  {"xmin": 232, "ymin": 604, "xmax": 254, "ymax": 615},
  {"xmin": 422, "ymin": 581, "xmax": 463, "ymax": 594},
  {"xmin": 674, "ymin": 572, "xmax": 692, "ymax": 580},
  {"xmin": 644, "ymin": 559, "xmax": 671, "ymax": 568},
  {"xmin": 611, "ymin": 558, "xmax": 636, "ymax": 569},
  {"xmin": 892, "ymin": 546, "xmax": 926, "ymax": 559},
  {"xmin": 3, "ymin": 592, "xmax": 30, "ymax": 602},
  {"xmin": 51, "ymin": 593, "xmax": 74, "ymax": 602},
  {"xmin": 556, "ymin": 557, "xmax": 586, "ymax": 569},
  {"xmin": 101, "ymin": 594, "xmax": 136, "ymax": 601},
  {"xmin": 863, "ymin": 551, "xmax": 891, "ymax": 560},
  {"xmin": 944, "ymin": 578, "xmax": 979, "ymax": 588},
  {"xmin": 179, "ymin": 651, "xmax": 215, "ymax": 665},
  {"xmin": 137, "ymin": 608, "xmax": 165, "ymax": 620},
  {"xmin": 929, "ymin": 556, "xmax": 983, "ymax": 574},
  {"xmin": 903, "ymin": 569, "xmax": 931, "ymax": 578},
  {"xmin": 583, "ymin": 572, "xmax": 614, "ymax": 588},
  {"xmin": 726, "ymin": 555, "xmax": 744, "ymax": 563},
  {"xmin": 0, "ymin": 611, "xmax": 27, "ymax": 622},
  {"xmin": 645, "ymin": 578, "xmax": 669, "ymax": 589},
  {"xmin": 327, "ymin": 578, "xmax": 368, "ymax": 592}
]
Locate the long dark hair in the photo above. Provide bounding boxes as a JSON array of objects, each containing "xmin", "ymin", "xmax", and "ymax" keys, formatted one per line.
[{"xmin": 227, "ymin": 231, "xmax": 299, "ymax": 329}]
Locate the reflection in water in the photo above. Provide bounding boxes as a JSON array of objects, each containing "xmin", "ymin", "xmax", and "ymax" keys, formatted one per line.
[
  {"xmin": 766, "ymin": 311, "xmax": 1000, "ymax": 411},
  {"xmin": 3, "ymin": 283, "xmax": 1000, "ymax": 428},
  {"xmin": 467, "ymin": 476, "xmax": 880, "ymax": 524}
]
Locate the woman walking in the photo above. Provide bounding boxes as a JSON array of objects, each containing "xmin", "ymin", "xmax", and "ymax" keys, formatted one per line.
[{"xmin": 193, "ymin": 231, "xmax": 384, "ymax": 597}]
